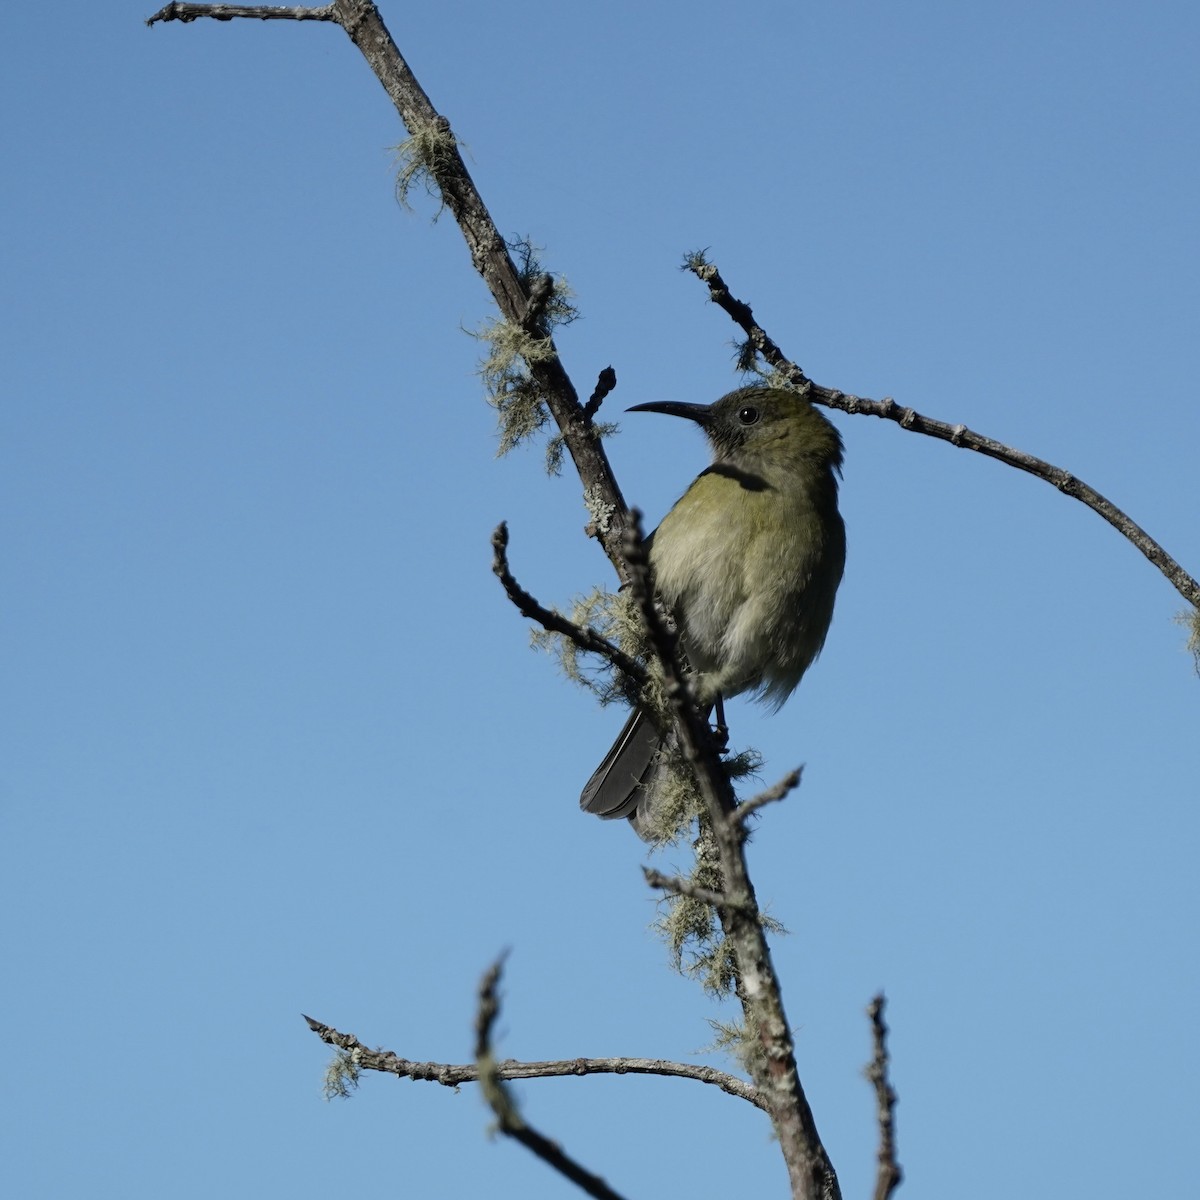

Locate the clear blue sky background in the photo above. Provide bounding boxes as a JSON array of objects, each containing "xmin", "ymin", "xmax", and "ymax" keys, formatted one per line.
[{"xmin": 3, "ymin": 3, "xmax": 1197, "ymax": 1197}]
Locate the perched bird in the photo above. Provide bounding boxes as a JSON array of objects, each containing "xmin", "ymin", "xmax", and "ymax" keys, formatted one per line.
[{"xmin": 580, "ymin": 385, "xmax": 846, "ymax": 830}]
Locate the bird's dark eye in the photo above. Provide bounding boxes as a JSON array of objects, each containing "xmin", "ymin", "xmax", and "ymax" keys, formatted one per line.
[{"xmin": 737, "ymin": 405, "xmax": 761, "ymax": 426}]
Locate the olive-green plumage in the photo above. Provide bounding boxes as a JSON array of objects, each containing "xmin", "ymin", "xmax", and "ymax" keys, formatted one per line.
[{"xmin": 580, "ymin": 386, "xmax": 846, "ymax": 829}]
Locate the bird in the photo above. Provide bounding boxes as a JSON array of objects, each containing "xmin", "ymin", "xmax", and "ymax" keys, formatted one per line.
[{"xmin": 579, "ymin": 385, "xmax": 846, "ymax": 833}]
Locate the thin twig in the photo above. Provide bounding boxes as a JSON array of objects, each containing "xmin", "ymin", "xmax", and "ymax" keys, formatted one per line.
[
  {"xmin": 474, "ymin": 958, "xmax": 632, "ymax": 1200},
  {"xmin": 687, "ymin": 254, "xmax": 1200, "ymax": 611},
  {"xmin": 302, "ymin": 1012, "xmax": 766, "ymax": 1108},
  {"xmin": 865, "ymin": 995, "xmax": 903, "ymax": 1200},
  {"xmin": 491, "ymin": 522, "xmax": 645, "ymax": 684},
  {"xmin": 146, "ymin": 2, "xmax": 336, "ymax": 24},
  {"xmin": 729, "ymin": 767, "xmax": 803, "ymax": 830},
  {"xmin": 643, "ymin": 866, "xmax": 750, "ymax": 913}
]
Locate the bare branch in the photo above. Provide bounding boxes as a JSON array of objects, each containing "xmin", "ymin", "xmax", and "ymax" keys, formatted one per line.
[
  {"xmin": 865, "ymin": 995, "xmax": 903, "ymax": 1200},
  {"xmin": 146, "ymin": 3, "xmax": 336, "ymax": 24},
  {"xmin": 491, "ymin": 523, "xmax": 645, "ymax": 685},
  {"xmin": 302, "ymin": 1013, "xmax": 766, "ymax": 1109},
  {"xmin": 473, "ymin": 959, "xmax": 633, "ymax": 1200},
  {"xmin": 687, "ymin": 254, "xmax": 1200, "ymax": 611}
]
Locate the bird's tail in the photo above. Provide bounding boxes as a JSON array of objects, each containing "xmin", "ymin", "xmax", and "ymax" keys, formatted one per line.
[{"xmin": 579, "ymin": 708, "xmax": 665, "ymax": 824}]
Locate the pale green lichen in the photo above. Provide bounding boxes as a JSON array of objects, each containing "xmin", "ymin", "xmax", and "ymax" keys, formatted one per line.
[
  {"xmin": 475, "ymin": 318, "xmax": 557, "ymax": 456},
  {"xmin": 706, "ymin": 1017, "xmax": 765, "ymax": 1079},
  {"xmin": 509, "ymin": 236, "xmax": 580, "ymax": 334},
  {"xmin": 392, "ymin": 120, "xmax": 462, "ymax": 216},
  {"xmin": 654, "ymin": 815, "xmax": 786, "ymax": 994},
  {"xmin": 1177, "ymin": 607, "xmax": 1200, "ymax": 676},
  {"xmin": 321, "ymin": 1048, "xmax": 361, "ymax": 1101},
  {"xmin": 470, "ymin": 238, "xmax": 581, "ymax": 465},
  {"xmin": 583, "ymin": 487, "xmax": 619, "ymax": 536},
  {"xmin": 655, "ymin": 824, "xmax": 730, "ymax": 993},
  {"xmin": 469, "ymin": 241, "xmax": 582, "ymax": 465},
  {"xmin": 530, "ymin": 587, "xmax": 645, "ymax": 704}
]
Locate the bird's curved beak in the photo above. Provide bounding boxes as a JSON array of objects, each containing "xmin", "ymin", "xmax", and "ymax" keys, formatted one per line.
[{"xmin": 626, "ymin": 400, "xmax": 713, "ymax": 425}]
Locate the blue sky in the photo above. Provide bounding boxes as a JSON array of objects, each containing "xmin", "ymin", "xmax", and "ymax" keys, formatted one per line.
[{"xmin": 3, "ymin": 3, "xmax": 1198, "ymax": 1197}]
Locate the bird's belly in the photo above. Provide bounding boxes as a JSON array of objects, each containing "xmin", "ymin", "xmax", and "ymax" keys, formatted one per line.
[{"xmin": 651, "ymin": 492, "xmax": 828, "ymax": 702}]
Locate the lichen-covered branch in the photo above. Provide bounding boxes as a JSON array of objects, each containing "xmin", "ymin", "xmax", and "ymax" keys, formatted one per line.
[
  {"xmin": 149, "ymin": 0, "xmax": 637, "ymax": 578},
  {"xmin": 302, "ymin": 1013, "xmax": 766, "ymax": 1109}
]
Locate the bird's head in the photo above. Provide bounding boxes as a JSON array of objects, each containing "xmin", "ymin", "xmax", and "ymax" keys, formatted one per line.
[{"xmin": 628, "ymin": 386, "xmax": 843, "ymax": 474}]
